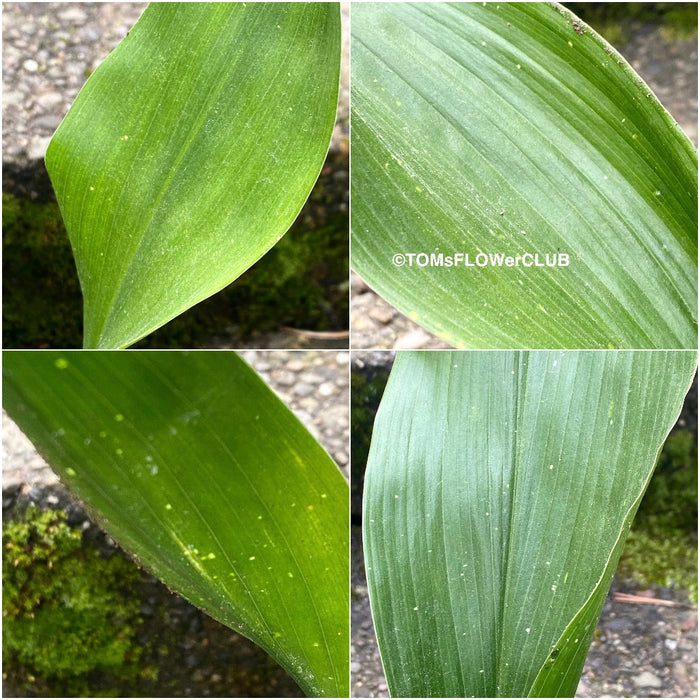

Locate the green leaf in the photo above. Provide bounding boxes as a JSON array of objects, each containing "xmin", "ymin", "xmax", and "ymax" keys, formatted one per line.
[
  {"xmin": 363, "ymin": 350, "xmax": 695, "ymax": 697},
  {"xmin": 2, "ymin": 351, "xmax": 349, "ymax": 697},
  {"xmin": 46, "ymin": 3, "xmax": 340, "ymax": 349},
  {"xmin": 351, "ymin": 3, "xmax": 697, "ymax": 349}
]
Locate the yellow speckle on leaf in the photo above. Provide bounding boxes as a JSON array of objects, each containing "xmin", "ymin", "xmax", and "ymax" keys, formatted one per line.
[{"xmin": 54, "ymin": 358, "xmax": 69, "ymax": 370}]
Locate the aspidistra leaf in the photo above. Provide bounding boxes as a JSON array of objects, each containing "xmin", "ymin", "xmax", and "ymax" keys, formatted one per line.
[
  {"xmin": 2, "ymin": 351, "xmax": 349, "ymax": 697},
  {"xmin": 351, "ymin": 3, "xmax": 697, "ymax": 349},
  {"xmin": 47, "ymin": 3, "xmax": 340, "ymax": 348},
  {"xmin": 363, "ymin": 350, "xmax": 695, "ymax": 697}
]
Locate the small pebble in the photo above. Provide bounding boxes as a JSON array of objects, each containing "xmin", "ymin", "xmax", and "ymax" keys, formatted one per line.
[
  {"xmin": 293, "ymin": 382, "xmax": 315, "ymax": 398},
  {"xmin": 633, "ymin": 671, "xmax": 663, "ymax": 689}
]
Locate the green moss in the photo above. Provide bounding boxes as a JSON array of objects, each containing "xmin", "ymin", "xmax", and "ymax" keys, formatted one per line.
[
  {"xmin": 618, "ymin": 530, "xmax": 697, "ymax": 602},
  {"xmin": 565, "ymin": 2, "xmax": 698, "ymax": 47},
  {"xmin": 2, "ymin": 193, "xmax": 83, "ymax": 348},
  {"xmin": 618, "ymin": 428, "xmax": 698, "ymax": 602},
  {"xmin": 2, "ymin": 507, "xmax": 148, "ymax": 696}
]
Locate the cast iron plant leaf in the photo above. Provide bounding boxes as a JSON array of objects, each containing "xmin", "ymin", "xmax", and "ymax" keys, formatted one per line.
[
  {"xmin": 351, "ymin": 3, "xmax": 697, "ymax": 348},
  {"xmin": 363, "ymin": 350, "xmax": 696, "ymax": 697},
  {"xmin": 3, "ymin": 351, "xmax": 349, "ymax": 697},
  {"xmin": 46, "ymin": 3, "xmax": 341, "ymax": 348}
]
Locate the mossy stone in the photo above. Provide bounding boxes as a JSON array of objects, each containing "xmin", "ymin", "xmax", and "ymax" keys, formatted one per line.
[{"xmin": 3, "ymin": 507, "xmax": 146, "ymax": 696}]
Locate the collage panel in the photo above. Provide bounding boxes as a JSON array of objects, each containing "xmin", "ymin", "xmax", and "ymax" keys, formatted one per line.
[
  {"xmin": 350, "ymin": 2, "xmax": 697, "ymax": 351},
  {"xmin": 3, "ymin": 2, "xmax": 349, "ymax": 350},
  {"xmin": 2, "ymin": 2, "xmax": 699, "ymax": 699},
  {"xmin": 3, "ymin": 349, "xmax": 350, "ymax": 696},
  {"xmin": 352, "ymin": 350, "xmax": 697, "ymax": 698}
]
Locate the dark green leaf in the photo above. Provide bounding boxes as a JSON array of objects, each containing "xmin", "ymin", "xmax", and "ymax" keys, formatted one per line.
[
  {"xmin": 352, "ymin": 3, "xmax": 697, "ymax": 348},
  {"xmin": 364, "ymin": 350, "xmax": 695, "ymax": 696}
]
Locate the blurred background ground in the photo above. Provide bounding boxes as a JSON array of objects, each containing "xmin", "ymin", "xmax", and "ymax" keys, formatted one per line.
[
  {"xmin": 2, "ymin": 3, "xmax": 349, "ymax": 349},
  {"xmin": 351, "ymin": 353, "xmax": 698, "ymax": 698},
  {"xmin": 350, "ymin": 3, "xmax": 699, "ymax": 349},
  {"xmin": 2, "ymin": 350, "xmax": 349, "ymax": 697}
]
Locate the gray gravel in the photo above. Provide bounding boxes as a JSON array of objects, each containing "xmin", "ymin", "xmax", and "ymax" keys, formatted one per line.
[
  {"xmin": 2, "ymin": 3, "xmax": 147, "ymax": 165},
  {"xmin": 350, "ymin": 22, "xmax": 699, "ymax": 350}
]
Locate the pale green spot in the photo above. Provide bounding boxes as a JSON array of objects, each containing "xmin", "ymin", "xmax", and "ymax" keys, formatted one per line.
[
  {"xmin": 165, "ymin": 503, "xmax": 173, "ymax": 511},
  {"xmin": 99, "ymin": 431, "xmax": 107, "ymax": 438},
  {"xmin": 54, "ymin": 358, "xmax": 69, "ymax": 370},
  {"xmin": 115, "ymin": 448, "xmax": 123, "ymax": 455},
  {"xmin": 114, "ymin": 413, "xmax": 124, "ymax": 422},
  {"xmin": 66, "ymin": 467, "xmax": 77, "ymax": 477},
  {"xmin": 249, "ymin": 556, "xmax": 256, "ymax": 561}
]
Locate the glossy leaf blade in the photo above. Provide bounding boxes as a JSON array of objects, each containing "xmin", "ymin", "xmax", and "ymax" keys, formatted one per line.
[
  {"xmin": 46, "ymin": 3, "xmax": 340, "ymax": 348},
  {"xmin": 351, "ymin": 3, "xmax": 697, "ymax": 349},
  {"xmin": 363, "ymin": 350, "xmax": 695, "ymax": 697},
  {"xmin": 3, "ymin": 351, "xmax": 349, "ymax": 697}
]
